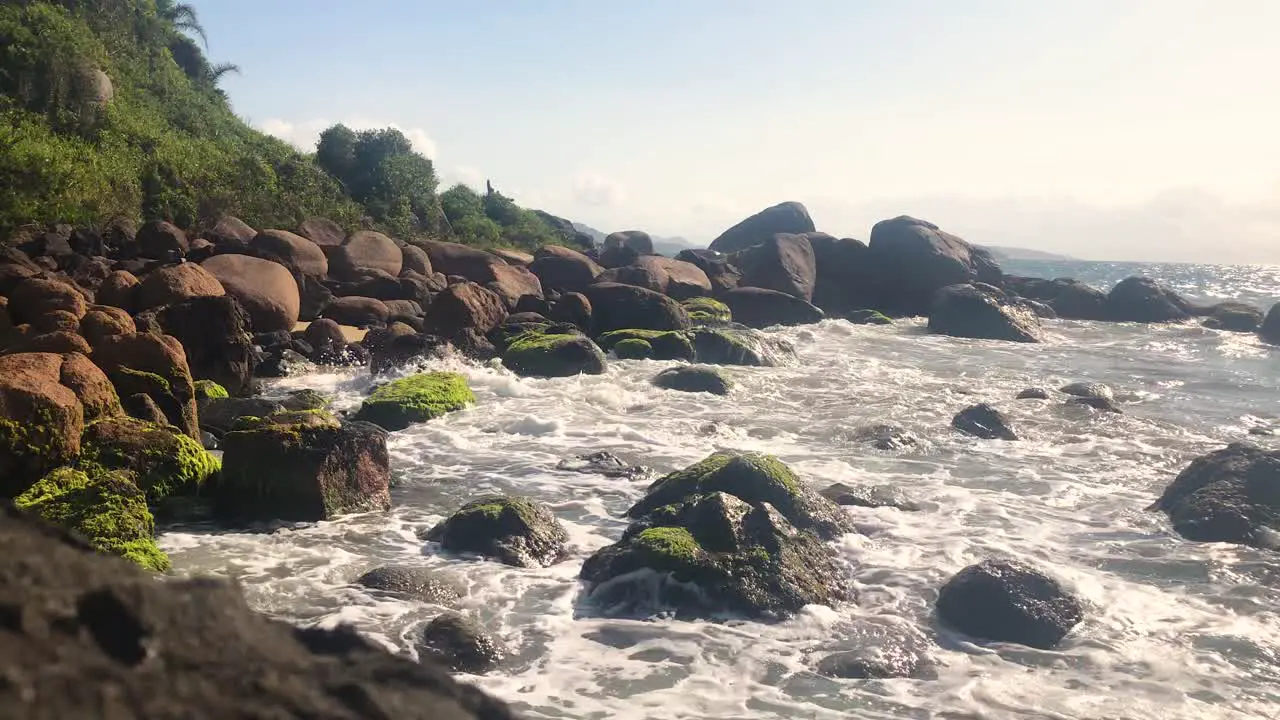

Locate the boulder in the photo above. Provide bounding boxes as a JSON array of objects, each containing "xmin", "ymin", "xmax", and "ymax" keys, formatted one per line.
[
  {"xmin": 1105, "ymin": 277, "xmax": 1192, "ymax": 323},
  {"xmin": 632, "ymin": 256, "xmax": 712, "ymax": 299},
  {"xmin": 596, "ymin": 329, "xmax": 694, "ymax": 361},
  {"xmin": 152, "ymin": 296, "xmax": 255, "ymax": 396},
  {"xmin": 2, "ymin": 330, "xmax": 91, "ymax": 356},
  {"xmin": 136, "ymin": 220, "xmax": 188, "ymax": 259},
  {"xmin": 690, "ymin": 326, "xmax": 793, "ymax": 367},
  {"xmin": 476, "ymin": 263, "xmax": 543, "ymax": 310},
  {"xmin": 810, "ymin": 235, "xmax": 875, "ymax": 314},
  {"xmin": 849, "ymin": 423, "xmax": 920, "ymax": 451},
  {"xmin": 936, "ymin": 558, "xmax": 1083, "ymax": 649},
  {"xmin": 675, "ymin": 249, "xmax": 742, "ymax": 295},
  {"xmin": 197, "ymin": 396, "xmax": 286, "ymax": 436},
  {"xmin": 548, "ymin": 292, "xmax": 592, "ymax": 329},
  {"xmin": 595, "ymin": 264, "xmax": 666, "ymax": 294},
  {"xmin": 424, "ymin": 495, "xmax": 569, "ymax": 567},
  {"xmin": 653, "ymin": 365, "xmax": 731, "ymax": 395},
  {"xmin": 95, "ymin": 270, "xmax": 139, "ymax": 310},
  {"xmin": 123, "ymin": 392, "xmax": 168, "ymax": 425},
  {"xmin": 866, "ymin": 216, "xmax": 985, "ymax": 316},
  {"xmin": 1202, "ymin": 302, "xmax": 1264, "ymax": 332},
  {"xmin": 201, "ymin": 254, "xmax": 300, "ymax": 333},
  {"xmin": 352, "ymin": 372, "xmax": 474, "ymax": 432},
  {"xmin": 0, "ymin": 353, "xmax": 97, "ymax": 496},
  {"xmin": 612, "ymin": 338, "xmax": 652, "ymax": 359},
  {"xmin": 928, "ymin": 284, "xmax": 1043, "ymax": 343},
  {"xmin": 502, "ymin": 332, "xmax": 607, "ymax": 378},
  {"xmin": 731, "ymin": 233, "xmax": 817, "ymax": 301},
  {"xmin": 332, "ymin": 230, "xmax": 402, "ymax": 279},
  {"xmin": 721, "ymin": 287, "xmax": 824, "ymax": 328},
  {"xmin": 0, "ymin": 503, "xmax": 521, "ymax": 719},
  {"xmin": 32, "ymin": 309, "xmax": 81, "ymax": 334},
  {"xmin": 193, "ymin": 380, "xmax": 228, "ymax": 400},
  {"xmin": 251, "ymin": 230, "xmax": 328, "ymax": 277},
  {"xmin": 1066, "ymin": 396, "xmax": 1121, "ymax": 413},
  {"xmin": 491, "ymin": 249, "xmax": 533, "ymax": 267},
  {"xmin": 1260, "ymin": 303, "xmax": 1280, "ymax": 345},
  {"xmin": 295, "ymin": 216, "xmax": 346, "ymax": 253},
  {"xmin": 133, "ymin": 262, "xmax": 225, "ymax": 311},
  {"xmin": 1149, "ymin": 443, "xmax": 1280, "ymax": 547},
  {"xmin": 321, "ymin": 296, "xmax": 389, "ymax": 328},
  {"xmin": 1060, "ymin": 382, "xmax": 1113, "ymax": 401},
  {"xmin": 355, "ymin": 566, "xmax": 462, "ymax": 605},
  {"xmin": 600, "ymin": 231, "xmax": 653, "ymax": 268},
  {"xmin": 682, "ymin": 297, "xmax": 732, "ymax": 325},
  {"xmin": 7, "ymin": 277, "xmax": 88, "ymax": 324},
  {"xmin": 205, "ymin": 215, "xmax": 256, "ymax": 248},
  {"xmin": 420, "ymin": 240, "xmax": 504, "ymax": 280},
  {"xmin": 819, "ymin": 483, "xmax": 920, "ymax": 511},
  {"xmin": 846, "ymin": 309, "xmax": 892, "ymax": 325},
  {"xmin": 709, "ymin": 201, "xmax": 816, "ymax": 253},
  {"xmin": 529, "ymin": 245, "xmax": 604, "ymax": 293},
  {"xmin": 952, "ymin": 403, "xmax": 1018, "ymax": 440},
  {"xmin": 215, "ymin": 412, "xmax": 391, "ymax": 523},
  {"xmin": 422, "ymin": 282, "xmax": 507, "ymax": 336},
  {"xmin": 584, "ymin": 282, "xmax": 691, "ymax": 333},
  {"xmin": 54, "ymin": 351, "xmax": 122, "ymax": 423},
  {"xmin": 92, "ymin": 333, "xmax": 198, "ymax": 439},
  {"xmin": 417, "ymin": 613, "xmax": 507, "ymax": 674},
  {"xmin": 555, "ymin": 452, "xmax": 646, "ymax": 480},
  {"xmin": 1017, "ymin": 387, "xmax": 1051, "ymax": 400},
  {"xmin": 1005, "ymin": 277, "xmax": 1109, "ymax": 321},
  {"xmin": 79, "ymin": 416, "xmax": 219, "ymax": 502}
]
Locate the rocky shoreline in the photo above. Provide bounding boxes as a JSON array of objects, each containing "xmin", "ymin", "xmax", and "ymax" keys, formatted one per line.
[{"xmin": 3, "ymin": 200, "xmax": 1279, "ymax": 714}]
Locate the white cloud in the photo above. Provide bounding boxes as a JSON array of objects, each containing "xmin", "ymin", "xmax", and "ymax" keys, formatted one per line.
[
  {"xmin": 440, "ymin": 165, "xmax": 485, "ymax": 190},
  {"xmin": 257, "ymin": 117, "xmax": 437, "ymax": 159},
  {"xmin": 571, "ymin": 172, "xmax": 626, "ymax": 207}
]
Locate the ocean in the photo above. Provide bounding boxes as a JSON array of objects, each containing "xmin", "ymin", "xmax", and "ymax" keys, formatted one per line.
[{"xmin": 162, "ymin": 261, "xmax": 1280, "ymax": 720}]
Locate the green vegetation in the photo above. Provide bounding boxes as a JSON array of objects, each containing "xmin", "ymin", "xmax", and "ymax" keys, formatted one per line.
[
  {"xmin": 634, "ymin": 526, "xmax": 701, "ymax": 561},
  {"xmin": 353, "ymin": 372, "xmax": 475, "ymax": 431},
  {"xmin": 437, "ymin": 181, "xmax": 568, "ymax": 250},
  {"xmin": 79, "ymin": 416, "xmax": 219, "ymax": 501},
  {"xmin": 192, "ymin": 379, "xmax": 227, "ymax": 400}
]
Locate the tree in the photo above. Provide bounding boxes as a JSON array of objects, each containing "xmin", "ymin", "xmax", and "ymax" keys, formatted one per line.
[
  {"xmin": 155, "ymin": 0, "xmax": 206, "ymax": 47},
  {"xmin": 315, "ymin": 124, "xmax": 358, "ymax": 189},
  {"xmin": 439, "ymin": 183, "xmax": 484, "ymax": 225},
  {"xmin": 314, "ymin": 124, "xmax": 439, "ymax": 235}
]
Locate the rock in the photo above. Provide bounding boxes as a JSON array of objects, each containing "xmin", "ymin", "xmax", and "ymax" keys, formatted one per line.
[
  {"xmin": 682, "ymin": 297, "xmax": 732, "ymax": 325},
  {"xmin": 152, "ymin": 296, "xmax": 255, "ymax": 396},
  {"xmin": 93, "ymin": 333, "xmax": 199, "ymax": 439},
  {"xmin": 850, "ymin": 423, "xmax": 919, "ymax": 451},
  {"xmin": 423, "ymin": 282, "xmax": 507, "ymax": 336},
  {"xmin": 1066, "ymin": 396, "xmax": 1122, "ymax": 412},
  {"xmin": 0, "ymin": 353, "xmax": 95, "ymax": 495},
  {"xmin": 205, "ymin": 215, "xmax": 256, "ymax": 248},
  {"xmin": 420, "ymin": 240, "xmax": 504, "ymax": 280},
  {"xmin": 79, "ymin": 416, "xmax": 219, "ymax": 502},
  {"xmin": 819, "ymin": 483, "xmax": 920, "ymax": 511},
  {"xmin": 123, "ymin": 392, "xmax": 168, "ymax": 425},
  {"xmin": 353, "ymin": 373, "xmax": 475, "ymax": 431},
  {"xmin": 215, "ymin": 413, "xmax": 391, "ymax": 522},
  {"xmin": 491, "ymin": 248, "xmax": 533, "ymax": 267},
  {"xmin": 1249, "ymin": 427, "xmax": 1274, "ymax": 437},
  {"xmin": 136, "ymin": 220, "xmax": 188, "ymax": 259},
  {"xmin": 709, "ymin": 201, "xmax": 816, "ymax": 253},
  {"xmin": 3, "ymin": 329, "xmax": 93, "ymax": 356},
  {"xmin": 418, "ymin": 613, "xmax": 506, "ymax": 674},
  {"xmin": 814, "ymin": 619, "xmax": 933, "ymax": 679},
  {"xmin": 95, "ymin": 270, "xmax": 139, "ymax": 310},
  {"xmin": 810, "ymin": 235, "xmax": 876, "ymax": 314},
  {"xmin": 476, "ymin": 263, "xmax": 543, "ymax": 310},
  {"xmin": 400, "ymin": 243, "xmax": 432, "ymax": 275},
  {"xmin": 653, "ymin": 365, "xmax": 731, "ymax": 395},
  {"xmin": 721, "ymin": 287, "xmax": 824, "ymax": 328},
  {"xmin": 612, "ymin": 337, "xmax": 652, "ymax": 359},
  {"xmin": 1202, "ymin": 302, "xmax": 1264, "ymax": 332},
  {"xmin": 384, "ymin": 299, "xmax": 423, "ymax": 320},
  {"xmin": 928, "ymin": 284, "xmax": 1043, "ymax": 343},
  {"xmin": 546, "ymin": 292, "xmax": 593, "ymax": 330},
  {"xmin": 1106, "ymin": 277, "xmax": 1192, "ymax": 323},
  {"xmin": 690, "ymin": 326, "xmax": 789, "ymax": 367},
  {"xmin": 201, "ymin": 254, "xmax": 300, "ymax": 333},
  {"xmin": 555, "ymin": 452, "xmax": 646, "ymax": 480},
  {"xmin": 595, "ymin": 264, "xmax": 665, "ymax": 294},
  {"xmin": 55, "ymin": 351, "xmax": 122, "ymax": 423},
  {"xmin": 952, "ymin": 403, "xmax": 1018, "ymax": 440},
  {"xmin": 1260, "ymin": 303, "xmax": 1280, "ymax": 345},
  {"xmin": 1017, "ymin": 387, "xmax": 1050, "ymax": 400},
  {"xmin": 1060, "ymin": 382, "xmax": 1113, "ymax": 401},
  {"xmin": 936, "ymin": 558, "xmax": 1084, "ymax": 649},
  {"xmin": 13, "ymin": 466, "xmax": 168, "ymax": 571},
  {"xmin": 78, "ymin": 306, "xmax": 136, "ymax": 347},
  {"xmin": 603, "ymin": 230, "xmax": 655, "ymax": 258},
  {"xmin": 33, "ymin": 309, "xmax": 81, "ymax": 334},
  {"xmin": 355, "ymin": 566, "xmax": 462, "ymax": 605},
  {"xmin": 502, "ymin": 331, "xmax": 608, "ymax": 378},
  {"xmin": 529, "ymin": 245, "xmax": 605, "ymax": 293},
  {"xmin": 675, "ymin": 249, "xmax": 742, "ymax": 295},
  {"xmin": 632, "ymin": 256, "xmax": 713, "ymax": 300},
  {"xmin": 251, "ymin": 229, "xmax": 328, "ymax": 277},
  {"xmin": 0, "ymin": 503, "xmax": 522, "ymax": 719},
  {"xmin": 424, "ymin": 496, "xmax": 569, "ymax": 567},
  {"xmin": 295, "ymin": 216, "xmax": 346, "ymax": 252},
  {"xmin": 193, "ymin": 379, "xmax": 228, "ymax": 400},
  {"xmin": 584, "ymin": 282, "xmax": 691, "ymax": 333},
  {"xmin": 731, "ymin": 233, "xmax": 817, "ymax": 301},
  {"xmin": 8, "ymin": 277, "xmax": 88, "ymax": 323},
  {"xmin": 1006, "ymin": 276, "xmax": 1109, "ymax": 321},
  {"xmin": 332, "ymin": 230, "xmax": 401, "ymax": 279},
  {"xmin": 322, "ymin": 296, "xmax": 389, "ymax": 328},
  {"xmin": 1016, "ymin": 298, "xmax": 1058, "ymax": 319},
  {"xmin": 846, "ymin": 309, "xmax": 892, "ymax": 325},
  {"xmin": 596, "ymin": 329, "xmax": 694, "ymax": 361},
  {"xmin": 866, "ymin": 216, "xmax": 985, "ymax": 316},
  {"xmin": 1150, "ymin": 443, "xmax": 1280, "ymax": 547},
  {"xmin": 197, "ymin": 396, "xmax": 285, "ymax": 436}
]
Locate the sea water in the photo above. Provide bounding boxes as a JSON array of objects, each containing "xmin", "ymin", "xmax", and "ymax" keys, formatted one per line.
[{"xmin": 162, "ymin": 262, "xmax": 1280, "ymax": 719}]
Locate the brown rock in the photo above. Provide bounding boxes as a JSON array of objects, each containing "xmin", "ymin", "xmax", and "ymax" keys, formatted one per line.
[
  {"xmin": 530, "ymin": 245, "xmax": 604, "ymax": 293},
  {"xmin": 206, "ymin": 215, "xmax": 257, "ymax": 248},
  {"xmin": 4, "ymin": 331, "xmax": 92, "ymax": 356},
  {"xmin": 32, "ymin": 309, "xmax": 81, "ymax": 334},
  {"xmin": 595, "ymin": 264, "xmax": 666, "ymax": 294},
  {"xmin": 134, "ymin": 263, "xmax": 225, "ymax": 311},
  {"xmin": 95, "ymin": 270, "xmax": 139, "ymax": 310},
  {"xmin": 423, "ymin": 282, "xmax": 507, "ymax": 336},
  {"xmin": 731, "ymin": 232, "xmax": 818, "ymax": 301},
  {"xmin": 136, "ymin": 220, "xmax": 189, "ymax": 259},
  {"xmin": 401, "ymin": 244, "xmax": 432, "ymax": 275},
  {"xmin": 333, "ymin": 231, "xmax": 402, "ymax": 279},
  {"xmin": 492, "ymin": 249, "xmax": 534, "ymax": 267},
  {"xmin": 0, "ymin": 297, "xmax": 9, "ymax": 333},
  {"xmin": 153, "ymin": 296, "xmax": 255, "ymax": 396},
  {"xmin": 57, "ymin": 351, "xmax": 122, "ymax": 423},
  {"xmin": 420, "ymin": 240, "xmax": 505, "ymax": 280},
  {"xmin": 93, "ymin": 333, "xmax": 199, "ymax": 439},
  {"xmin": 383, "ymin": 299, "xmax": 423, "ymax": 318},
  {"xmin": 79, "ymin": 306, "xmax": 136, "ymax": 348},
  {"xmin": 8, "ymin": 278, "xmax": 88, "ymax": 323},
  {"xmin": 252, "ymin": 230, "xmax": 328, "ymax": 277},
  {"xmin": 322, "ymin": 296, "xmax": 390, "ymax": 328},
  {"xmin": 0, "ymin": 353, "xmax": 85, "ymax": 495},
  {"xmin": 478, "ymin": 263, "xmax": 543, "ymax": 310},
  {"xmin": 296, "ymin": 217, "xmax": 346, "ymax": 252},
  {"xmin": 549, "ymin": 292, "xmax": 592, "ymax": 329},
  {"xmin": 122, "ymin": 391, "xmax": 168, "ymax": 424},
  {"xmin": 201, "ymin": 254, "xmax": 300, "ymax": 333},
  {"xmin": 0, "ymin": 263, "xmax": 39, "ymax": 297}
]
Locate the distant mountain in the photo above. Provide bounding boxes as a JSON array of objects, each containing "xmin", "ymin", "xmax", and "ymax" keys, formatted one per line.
[
  {"xmin": 979, "ymin": 245, "xmax": 1076, "ymax": 262},
  {"xmin": 571, "ymin": 222, "xmax": 700, "ymax": 256}
]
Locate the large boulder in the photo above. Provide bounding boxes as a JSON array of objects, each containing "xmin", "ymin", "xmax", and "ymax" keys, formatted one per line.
[
  {"xmin": 133, "ymin": 262, "xmax": 225, "ymax": 311},
  {"xmin": 502, "ymin": 331, "xmax": 607, "ymax": 378},
  {"xmin": 332, "ymin": 230, "xmax": 402, "ymax": 279},
  {"xmin": 352, "ymin": 372, "xmax": 474, "ymax": 432},
  {"xmin": 419, "ymin": 240, "xmax": 504, "ymax": 280},
  {"xmin": 600, "ymin": 230, "xmax": 654, "ymax": 268},
  {"xmin": 594, "ymin": 263, "xmax": 666, "ymax": 294},
  {"xmin": 682, "ymin": 297, "xmax": 732, "ymax": 325},
  {"xmin": 721, "ymin": 287, "xmax": 824, "ymax": 328},
  {"xmin": 422, "ymin": 282, "xmax": 507, "ymax": 336},
  {"xmin": 548, "ymin": 292, "xmax": 592, "ymax": 329},
  {"xmin": 78, "ymin": 306, "xmax": 135, "ymax": 348},
  {"xmin": 425, "ymin": 495, "xmax": 568, "ymax": 567},
  {"xmin": 653, "ymin": 365, "xmax": 731, "ymax": 395},
  {"xmin": 633, "ymin": 256, "xmax": 712, "ymax": 299},
  {"xmin": 1004, "ymin": 276, "xmax": 1109, "ymax": 321},
  {"xmin": 7, "ymin": 277, "xmax": 88, "ymax": 324},
  {"xmin": 400, "ymin": 244, "xmax": 433, "ymax": 275},
  {"xmin": 731, "ymin": 233, "xmax": 817, "ymax": 301},
  {"xmin": 321, "ymin": 296, "xmax": 389, "ymax": 328},
  {"xmin": 596, "ymin": 329, "xmax": 694, "ymax": 361},
  {"xmin": 1105, "ymin": 277, "xmax": 1192, "ymax": 323},
  {"xmin": 529, "ymin": 245, "xmax": 604, "ymax": 293},
  {"xmin": 809, "ymin": 235, "xmax": 875, "ymax": 314},
  {"xmin": 0, "ymin": 503, "xmax": 522, "ymax": 719},
  {"xmin": 215, "ymin": 411, "xmax": 391, "ymax": 523},
  {"xmin": 866, "ymin": 216, "xmax": 986, "ymax": 316},
  {"xmin": 295, "ymin": 216, "xmax": 346, "ymax": 253},
  {"xmin": 1150, "ymin": 443, "xmax": 1280, "ymax": 547},
  {"xmin": 475, "ymin": 263, "xmax": 543, "ymax": 310},
  {"xmin": 675, "ymin": 249, "xmax": 742, "ymax": 295},
  {"xmin": 95, "ymin": 270, "xmax": 139, "ymax": 310},
  {"xmin": 690, "ymin": 326, "xmax": 794, "ymax": 367},
  {"xmin": 709, "ymin": 202, "xmax": 816, "ymax": 253},
  {"xmin": 1262, "ymin": 303, "xmax": 1280, "ymax": 345},
  {"xmin": 1202, "ymin": 302, "xmax": 1264, "ymax": 332},
  {"xmin": 936, "ymin": 558, "xmax": 1084, "ymax": 649},
  {"xmin": 136, "ymin": 220, "xmax": 188, "ymax": 259},
  {"xmin": 952, "ymin": 403, "xmax": 1018, "ymax": 440},
  {"xmin": 201, "ymin": 254, "xmax": 300, "ymax": 333},
  {"xmin": 205, "ymin": 215, "xmax": 257, "ymax": 248},
  {"xmin": 584, "ymin": 282, "xmax": 691, "ymax": 333},
  {"xmin": 79, "ymin": 415, "xmax": 219, "ymax": 503},
  {"xmin": 151, "ymin": 296, "xmax": 255, "ymax": 396},
  {"xmin": 417, "ymin": 613, "xmax": 507, "ymax": 675},
  {"xmin": 251, "ymin": 229, "xmax": 328, "ymax": 277},
  {"xmin": 928, "ymin": 284, "xmax": 1043, "ymax": 343},
  {"xmin": 92, "ymin": 333, "xmax": 198, "ymax": 439}
]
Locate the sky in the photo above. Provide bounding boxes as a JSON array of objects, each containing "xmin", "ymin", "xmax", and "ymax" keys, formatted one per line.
[{"xmin": 199, "ymin": 0, "xmax": 1280, "ymax": 263}]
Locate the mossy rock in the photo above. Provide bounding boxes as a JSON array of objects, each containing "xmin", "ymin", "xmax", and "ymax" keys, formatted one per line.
[
  {"xmin": 628, "ymin": 452, "xmax": 853, "ymax": 539},
  {"xmin": 352, "ymin": 372, "xmax": 474, "ymax": 431},
  {"xmin": 682, "ymin": 297, "xmax": 732, "ymax": 325},
  {"xmin": 107, "ymin": 366, "xmax": 196, "ymax": 438},
  {"xmin": 231, "ymin": 408, "xmax": 340, "ymax": 432},
  {"xmin": 612, "ymin": 338, "xmax": 654, "ymax": 360},
  {"xmin": 79, "ymin": 416, "xmax": 219, "ymax": 503},
  {"xmin": 279, "ymin": 388, "xmax": 333, "ymax": 411},
  {"xmin": 653, "ymin": 365, "xmax": 731, "ymax": 395},
  {"xmin": 15, "ymin": 466, "xmax": 169, "ymax": 572},
  {"xmin": 689, "ymin": 327, "xmax": 786, "ymax": 367},
  {"xmin": 501, "ymin": 332, "xmax": 607, "ymax": 378},
  {"xmin": 193, "ymin": 379, "xmax": 229, "ymax": 400},
  {"xmin": 596, "ymin": 329, "xmax": 694, "ymax": 361},
  {"xmin": 424, "ymin": 495, "xmax": 569, "ymax": 568},
  {"xmin": 846, "ymin": 309, "xmax": 893, "ymax": 325}
]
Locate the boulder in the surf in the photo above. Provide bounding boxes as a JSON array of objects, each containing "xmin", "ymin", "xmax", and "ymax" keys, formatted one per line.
[
  {"xmin": 1065, "ymin": 396, "xmax": 1122, "ymax": 413},
  {"xmin": 819, "ymin": 482, "xmax": 921, "ymax": 512},
  {"xmin": 866, "ymin": 216, "xmax": 989, "ymax": 316},
  {"xmin": 708, "ymin": 201, "xmax": 816, "ymax": 254},
  {"xmin": 1260, "ymin": 303, "xmax": 1280, "ymax": 345},
  {"xmin": 652, "ymin": 365, "xmax": 732, "ymax": 396},
  {"xmin": 1003, "ymin": 276, "xmax": 1110, "ymax": 321},
  {"xmin": 721, "ymin": 287, "xmax": 824, "ymax": 328},
  {"xmin": 1105, "ymin": 276, "xmax": 1193, "ymax": 323},
  {"xmin": 1016, "ymin": 387, "xmax": 1050, "ymax": 400},
  {"xmin": 690, "ymin": 325, "xmax": 796, "ymax": 367},
  {"xmin": 417, "ymin": 612, "xmax": 507, "ymax": 674},
  {"xmin": 846, "ymin": 309, "xmax": 892, "ymax": 325},
  {"xmin": 1060, "ymin": 382, "xmax": 1113, "ymax": 401},
  {"xmin": 814, "ymin": 617, "xmax": 934, "ymax": 679},
  {"xmin": 596, "ymin": 328, "xmax": 694, "ymax": 361},
  {"xmin": 730, "ymin": 232, "xmax": 818, "ymax": 301},
  {"xmin": 935, "ymin": 558, "xmax": 1084, "ymax": 650},
  {"xmin": 502, "ymin": 331, "xmax": 608, "ymax": 378},
  {"xmin": 356, "ymin": 565, "xmax": 463, "ymax": 606},
  {"xmin": 927, "ymin": 284, "xmax": 1043, "ymax": 343},
  {"xmin": 352, "ymin": 372, "xmax": 475, "ymax": 431},
  {"xmin": 952, "ymin": 403, "xmax": 1019, "ymax": 440},
  {"xmin": 1150, "ymin": 443, "xmax": 1280, "ymax": 548},
  {"xmin": 1202, "ymin": 302, "xmax": 1264, "ymax": 332},
  {"xmin": 555, "ymin": 451, "xmax": 647, "ymax": 480},
  {"xmin": 584, "ymin": 282, "xmax": 691, "ymax": 334},
  {"xmin": 424, "ymin": 495, "xmax": 569, "ymax": 568}
]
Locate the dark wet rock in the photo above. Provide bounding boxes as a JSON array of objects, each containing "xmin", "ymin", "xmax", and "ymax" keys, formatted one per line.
[
  {"xmin": 809, "ymin": 235, "xmax": 876, "ymax": 315},
  {"xmin": 1106, "ymin": 277, "xmax": 1192, "ymax": 323},
  {"xmin": 1202, "ymin": 302, "xmax": 1264, "ymax": 332},
  {"xmin": 1060, "ymin": 382, "xmax": 1114, "ymax": 401},
  {"xmin": 846, "ymin": 309, "xmax": 892, "ymax": 325},
  {"xmin": 502, "ymin": 331, "xmax": 607, "ymax": 378},
  {"xmin": 867, "ymin": 216, "xmax": 988, "ymax": 316},
  {"xmin": 611, "ymin": 337, "xmax": 653, "ymax": 359},
  {"xmin": 122, "ymin": 391, "xmax": 168, "ymax": 425},
  {"xmin": 730, "ymin": 232, "xmax": 817, "ymax": 301},
  {"xmin": 1015, "ymin": 298, "xmax": 1058, "ymax": 319},
  {"xmin": 422, "ymin": 282, "xmax": 507, "ymax": 336},
  {"xmin": 153, "ymin": 295, "xmax": 255, "ymax": 396},
  {"xmin": 548, "ymin": 291, "xmax": 593, "ymax": 329},
  {"xmin": 952, "ymin": 404, "xmax": 1018, "ymax": 440},
  {"xmin": 653, "ymin": 365, "xmax": 732, "ymax": 396},
  {"xmin": 690, "ymin": 326, "xmax": 794, "ymax": 367},
  {"xmin": 425, "ymin": 495, "xmax": 569, "ymax": 567},
  {"xmin": 721, "ymin": 287, "xmax": 824, "ymax": 328},
  {"xmin": 709, "ymin": 201, "xmax": 816, "ymax": 254},
  {"xmin": 596, "ymin": 329, "xmax": 694, "ymax": 362},
  {"xmin": 197, "ymin": 396, "xmax": 285, "ymax": 435},
  {"xmin": 850, "ymin": 424, "xmax": 920, "ymax": 451},
  {"xmin": 555, "ymin": 452, "xmax": 647, "ymax": 479},
  {"xmin": 1066, "ymin": 396, "xmax": 1122, "ymax": 413},
  {"xmin": 1016, "ymin": 387, "xmax": 1051, "ymax": 400},
  {"xmin": 0, "ymin": 503, "xmax": 519, "ymax": 719},
  {"xmin": 255, "ymin": 348, "xmax": 314, "ymax": 378},
  {"xmin": 1249, "ymin": 427, "xmax": 1274, "ymax": 437},
  {"xmin": 675, "ymin": 249, "xmax": 742, "ymax": 295},
  {"xmin": 819, "ymin": 483, "xmax": 921, "ymax": 511},
  {"xmin": 355, "ymin": 565, "xmax": 462, "ymax": 605},
  {"xmin": 928, "ymin": 284, "xmax": 1042, "ymax": 343},
  {"xmin": 417, "ymin": 612, "xmax": 507, "ymax": 674},
  {"xmin": 529, "ymin": 246, "xmax": 604, "ymax": 293},
  {"xmin": 136, "ymin": 219, "xmax": 189, "ymax": 258},
  {"xmin": 1007, "ymin": 276, "xmax": 1110, "ymax": 321},
  {"xmin": 584, "ymin": 282, "xmax": 690, "ymax": 333},
  {"xmin": 814, "ymin": 619, "xmax": 933, "ymax": 679},
  {"xmin": 1260, "ymin": 303, "xmax": 1280, "ymax": 345},
  {"xmin": 1150, "ymin": 443, "xmax": 1280, "ymax": 547},
  {"xmin": 936, "ymin": 558, "xmax": 1084, "ymax": 649}
]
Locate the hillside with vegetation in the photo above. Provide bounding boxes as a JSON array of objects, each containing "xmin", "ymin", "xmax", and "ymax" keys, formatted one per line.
[{"xmin": 0, "ymin": 0, "xmax": 574, "ymax": 250}]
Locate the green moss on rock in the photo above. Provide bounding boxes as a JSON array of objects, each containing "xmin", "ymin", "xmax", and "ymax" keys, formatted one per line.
[
  {"xmin": 682, "ymin": 297, "xmax": 732, "ymax": 325},
  {"xmin": 79, "ymin": 416, "xmax": 219, "ymax": 502},
  {"xmin": 425, "ymin": 495, "xmax": 569, "ymax": 568},
  {"xmin": 596, "ymin": 329, "xmax": 694, "ymax": 361},
  {"xmin": 193, "ymin": 379, "xmax": 229, "ymax": 400},
  {"xmin": 635, "ymin": 526, "xmax": 701, "ymax": 561},
  {"xmin": 15, "ymin": 466, "xmax": 169, "ymax": 572},
  {"xmin": 353, "ymin": 372, "xmax": 474, "ymax": 431},
  {"xmin": 612, "ymin": 338, "xmax": 654, "ymax": 360},
  {"xmin": 502, "ymin": 332, "xmax": 608, "ymax": 378}
]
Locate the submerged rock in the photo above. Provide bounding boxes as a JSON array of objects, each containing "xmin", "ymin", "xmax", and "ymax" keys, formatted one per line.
[
  {"xmin": 1060, "ymin": 382, "xmax": 1114, "ymax": 401},
  {"xmin": 425, "ymin": 495, "xmax": 569, "ymax": 568},
  {"xmin": 1202, "ymin": 302, "xmax": 1264, "ymax": 332},
  {"xmin": 814, "ymin": 618, "xmax": 933, "ymax": 679},
  {"xmin": 652, "ymin": 365, "xmax": 732, "ymax": 396},
  {"xmin": 936, "ymin": 558, "xmax": 1083, "ymax": 649},
  {"xmin": 355, "ymin": 565, "xmax": 462, "ymax": 605},
  {"xmin": 690, "ymin": 326, "xmax": 794, "ymax": 367},
  {"xmin": 555, "ymin": 451, "xmax": 647, "ymax": 479},
  {"xmin": 502, "ymin": 331, "xmax": 608, "ymax": 377},
  {"xmin": 1261, "ymin": 303, "xmax": 1280, "ymax": 345},
  {"xmin": 596, "ymin": 329, "xmax": 694, "ymax": 361},
  {"xmin": 1066, "ymin": 396, "xmax": 1122, "ymax": 413},
  {"xmin": 846, "ymin": 309, "xmax": 893, "ymax": 325},
  {"xmin": 820, "ymin": 482, "xmax": 921, "ymax": 511},
  {"xmin": 1016, "ymin": 387, "xmax": 1050, "ymax": 400},
  {"xmin": 928, "ymin": 284, "xmax": 1042, "ymax": 343},
  {"xmin": 418, "ymin": 613, "xmax": 507, "ymax": 674},
  {"xmin": 353, "ymin": 372, "xmax": 474, "ymax": 431},
  {"xmin": 1150, "ymin": 443, "xmax": 1280, "ymax": 548},
  {"xmin": 850, "ymin": 423, "xmax": 920, "ymax": 451},
  {"xmin": 952, "ymin": 404, "xmax": 1019, "ymax": 440}
]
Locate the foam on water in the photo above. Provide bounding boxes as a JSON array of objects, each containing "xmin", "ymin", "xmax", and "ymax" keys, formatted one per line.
[{"xmin": 163, "ymin": 308, "xmax": 1280, "ymax": 719}]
